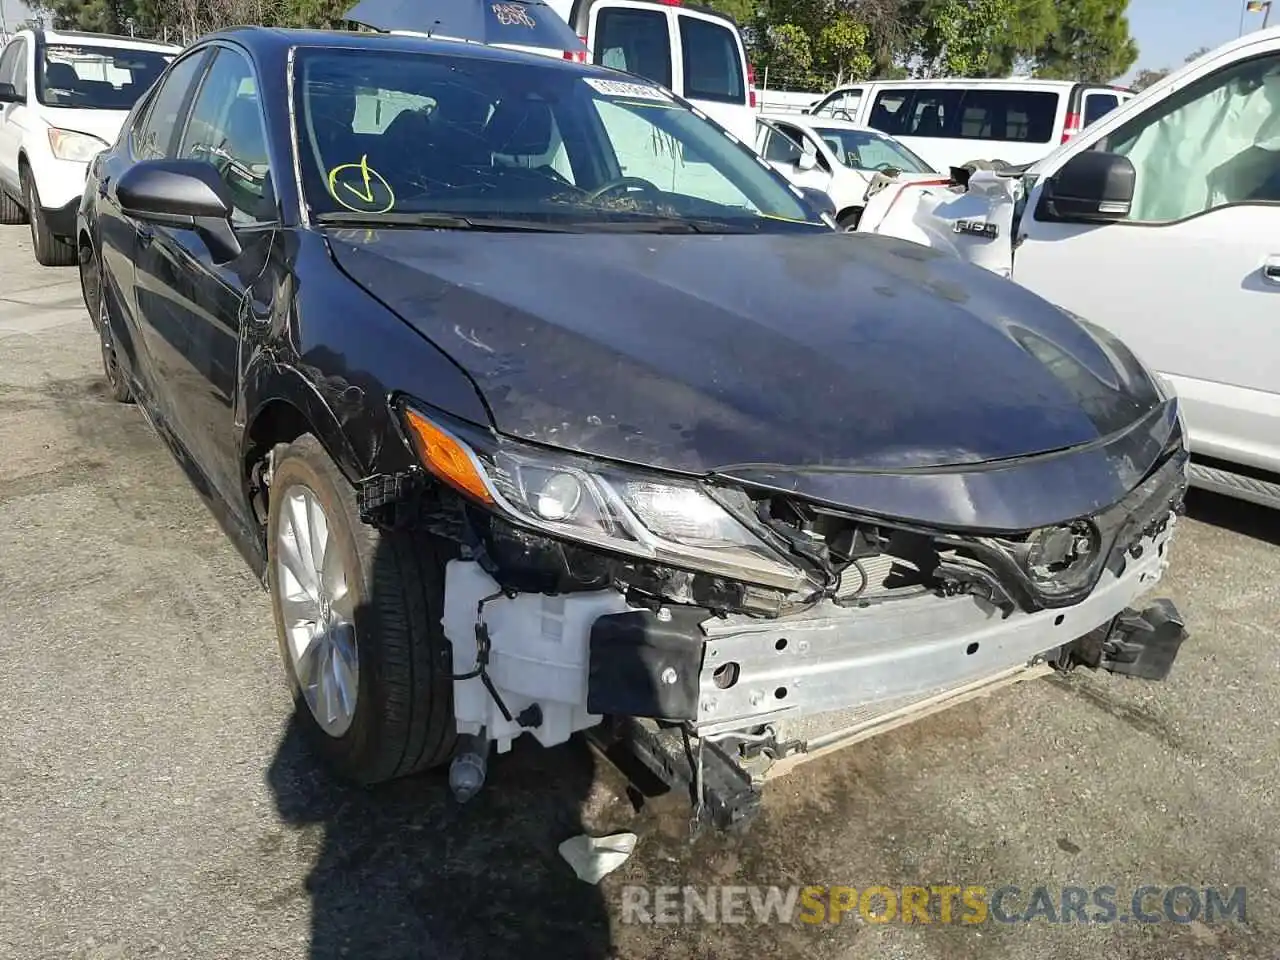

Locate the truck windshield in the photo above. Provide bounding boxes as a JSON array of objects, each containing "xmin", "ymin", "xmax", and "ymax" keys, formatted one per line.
[
  {"xmin": 37, "ymin": 44, "xmax": 172, "ymax": 110},
  {"xmin": 292, "ymin": 47, "xmax": 825, "ymax": 232}
]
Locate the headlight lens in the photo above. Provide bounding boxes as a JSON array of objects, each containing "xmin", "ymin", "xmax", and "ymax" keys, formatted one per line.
[
  {"xmin": 401, "ymin": 406, "xmax": 808, "ymax": 591},
  {"xmin": 47, "ymin": 128, "xmax": 109, "ymax": 162}
]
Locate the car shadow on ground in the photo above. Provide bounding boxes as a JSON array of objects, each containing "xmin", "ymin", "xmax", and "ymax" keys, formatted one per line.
[
  {"xmin": 1184, "ymin": 488, "xmax": 1280, "ymax": 546},
  {"xmin": 268, "ymin": 715, "xmax": 615, "ymax": 960}
]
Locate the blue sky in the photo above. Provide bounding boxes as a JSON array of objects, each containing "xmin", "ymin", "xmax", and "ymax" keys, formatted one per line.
[
  {"xmin": 1122, "ymin": 0, "xmax": 1266, "ymax": 80},
  {"xmin": 0, "ymin": 0, "xmax": 1270, "ymax": 82}
]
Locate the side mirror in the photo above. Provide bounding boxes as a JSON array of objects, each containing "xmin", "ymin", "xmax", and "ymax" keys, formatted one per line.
[
  {"xmin": 799, "ymin": 186, "xmax": 835, "ymax": 218},
  {"xmin": 1036, "ymin": 150, "xmax": 1135, "ymax": 223},
  {"xmin": 0, "ymin": 82, "xmax": 21, "ymax": 104},
  {"xmin": 796, "ymin": 151, "xmax": 818, "ymax": 172},
  {"xmin": 116, "ymin": 159, "xmax": 242, "ymax": 263}
]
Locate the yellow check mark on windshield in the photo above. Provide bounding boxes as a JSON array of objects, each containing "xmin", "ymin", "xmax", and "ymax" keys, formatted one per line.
[
  {"xmin": 327, "ymin": 155, "xmax": 396, "ymax": 214},
  {"xmin": 340, "ymin": 155, "xmax": 376, "ymax": 203}
]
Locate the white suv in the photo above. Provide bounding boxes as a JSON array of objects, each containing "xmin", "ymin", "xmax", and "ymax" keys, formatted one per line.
[{"xmin": 0, "ymin": 29, "xmax": 177, "ymax": 265}]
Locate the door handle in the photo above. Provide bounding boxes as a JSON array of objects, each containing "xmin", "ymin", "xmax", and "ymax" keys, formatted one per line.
[{"xmin": 1264, "ymin": 256, "xmax": 1280, "ymax": 285}]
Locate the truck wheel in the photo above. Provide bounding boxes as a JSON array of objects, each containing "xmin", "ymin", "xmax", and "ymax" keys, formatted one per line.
[
  {"xmin": 267, "ymin": 434, "xmax": 457, "ymax": 784},
  {"xmin": 837, "ymin": 208, "xmax": 862, "ymax": 232},
  {"xmin": 23, "ymin": 172, "xmax": 76, "ymax": 266},
  {"xmin": 0, "ymin": 187, "xmax": 25, "ymax": 225}
]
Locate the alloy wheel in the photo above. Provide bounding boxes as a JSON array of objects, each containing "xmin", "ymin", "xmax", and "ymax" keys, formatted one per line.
[{"xmin": 275, "ymin": 483, "xmax": 360, "ymax": 737}]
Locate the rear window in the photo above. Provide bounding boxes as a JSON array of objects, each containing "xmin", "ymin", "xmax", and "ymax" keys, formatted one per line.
[
  {"xmin": 868, "ymin": 88, "xmax": 1060, "ymax": 144},
  {"xmin": 678, "ymin": 14, "xmax": 744, "ymax": 104},
  {"xmin": 593, "ymin": 7, "xmax": 671, "ymax": 89},
  {"xmin": 38, "ymin": 43, "xmax": 172, "ymax": 110},
  {"xmin": 1083, "ymin": 91, "xmax": 1120, "ymax": 127}
]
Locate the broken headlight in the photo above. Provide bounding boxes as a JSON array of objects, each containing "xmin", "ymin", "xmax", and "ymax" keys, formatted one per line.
[
  {"xmin": 1021, "ymin": 519, "xmax": 1102, "ymax": 597},
  {"xmin": 398, "ymin": 404, "xmax": 809, "ymax": 591}
]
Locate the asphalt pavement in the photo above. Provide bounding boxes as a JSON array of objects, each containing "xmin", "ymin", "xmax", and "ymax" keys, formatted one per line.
[{"xmin": 1, "ymin": 224, "xmax": 1277, "ymax": 960}]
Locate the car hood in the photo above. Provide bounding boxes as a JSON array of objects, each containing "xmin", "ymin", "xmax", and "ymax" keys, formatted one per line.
[
  {"xmin": 36, "ymin": 105, "xmax": 128, "ymax": 148},
  {"xmin": 327, "ymin": 229, "xmax": 1172, "ymax": 520}
]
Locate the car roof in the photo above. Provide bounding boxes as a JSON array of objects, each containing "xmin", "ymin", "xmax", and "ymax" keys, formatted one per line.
[
  {"xmin": 205, "ymin": 24, "xmax": 618, "ymax": 76},
  {"xmin": 825, "ymin": 77, "xmax": 1083, "ymax": 92},
  {"xmin": 758, "ymin": 112, "xmax": 878, "ymax": 134},
  {"xmin": 31, "ymin": 27, "xmax": 180, "ymax": 53}
]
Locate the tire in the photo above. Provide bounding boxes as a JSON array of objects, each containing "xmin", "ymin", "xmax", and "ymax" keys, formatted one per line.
[
  {"xmin": 23, "ymin": 171, "xmax": 76, "ymax": 266},
  {"xmin": 267, "ymin": 434, "xmax": 457, "ymax": 784},
  {"xmin": 836, "ymin": 208, "xmax": 862, "ymax": 232},
  {"xmin": 97, "ymin": 283, "xmax": 133, "ymax": 404},
  {"xmin": 0, "ymin": 187, "xmax": 25, "ymax": 225}
]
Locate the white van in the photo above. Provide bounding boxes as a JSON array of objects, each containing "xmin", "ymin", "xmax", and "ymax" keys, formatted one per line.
[
  {"xmin": 546, "ymin": 0, "xmax": 757, "ymax": 144},
  {"xmin": 808, "ymin": 78, "xmax": 1134, "ymax": 171},
  {"xmin": 855, "ymin": 29, "xmax": 1280, "ymax": 509}
]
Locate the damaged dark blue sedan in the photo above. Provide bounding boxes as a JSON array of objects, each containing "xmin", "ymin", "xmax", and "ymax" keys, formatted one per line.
[{"xmin": 77, "ymin": 26, "xmax": 1188, "ymax": 821}]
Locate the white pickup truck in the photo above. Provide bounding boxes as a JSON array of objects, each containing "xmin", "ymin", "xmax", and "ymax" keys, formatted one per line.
[{"xmin": 857, "ymin": 27, "xmax": 1280, "ymax": 511}]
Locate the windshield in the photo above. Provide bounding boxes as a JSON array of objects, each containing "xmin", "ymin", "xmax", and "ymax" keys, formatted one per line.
[
  {"xmin": 292, "ymin": 47, "xmax": 825, "ymax": 232},
  {"xmin": 37, "ymin": 44, "xmax": 172, "ymax": 110},
  {"xmin": 811, "ymin": 127, "xmax": 935, "ymax": 174}
]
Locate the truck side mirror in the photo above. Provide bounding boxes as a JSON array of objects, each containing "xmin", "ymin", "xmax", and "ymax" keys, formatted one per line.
[{"xmin": 1036, "ymin": 150, "xmax": 1135, "ymax": 223}]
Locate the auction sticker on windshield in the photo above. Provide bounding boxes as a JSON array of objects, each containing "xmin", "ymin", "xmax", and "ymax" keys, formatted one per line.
[{"xmin": 583, "ymin": 78, "xmax": 671, "ymax": 101}]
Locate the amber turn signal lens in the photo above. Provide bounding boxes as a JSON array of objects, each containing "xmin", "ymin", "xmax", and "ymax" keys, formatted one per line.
[{"xmin": 402, "ymin": 409, "xmax": 494, "ymax": 504}]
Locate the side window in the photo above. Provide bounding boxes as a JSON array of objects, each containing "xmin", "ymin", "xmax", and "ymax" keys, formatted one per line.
[
  {"xmin": 763, "ymin": 126, "xmax": 802, "ymax": 164},
  {"xmin": 594, "ymin": 8, "xmax": 672, "ymax": 89},
  {"xmin": 11, "ymin": 38, "xmax": 28, "ymax": 99},
  {"xmin": 818, "ymin": 89, "xmax": 862, "ymax": 120},
  {"xmin": 906, "ymin": 90, "xmax": 961, "ymax": 137},
  {"xmin": 178, "ymin": 48, "xmax": 273, "ymax": 224},
  {"xmin": 135, "ymin": 52, "xmax": 207, "ymax": 160},
  {"xmin": 868, "ymin": 91, "xmax": 910, "ymax": 134},
  {"xmin": 0, "ymin": 40, "xmax": 21, "ymax": 90},
  {"xmin": 1083, "ymin": 91, "xmax": 1119, "ymax": 127},
  {"xmin": 1102, "ymin": 53, "xmax": 1280, "ymax": 222},
  {"xmin": 677, "ymin": 15, "xmax": 744, "ymax": 104}
]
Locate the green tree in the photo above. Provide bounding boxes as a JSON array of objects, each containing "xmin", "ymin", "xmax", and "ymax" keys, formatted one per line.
[
  {"xmin": 982, "ymin": 0, "xmax": 1057, "ymax": 75},
  {"xmin": 1032, "ymin": 0, "xmax": 1137, "ymax": 82},
  {"xmin": 908, "ymin": 0, "xmax": 1017, "ymax": 76}
]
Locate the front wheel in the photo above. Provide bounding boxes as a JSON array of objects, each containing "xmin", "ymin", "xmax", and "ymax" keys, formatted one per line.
[
  {"xmin": 23, "ymin": 173, "xmax": 75, "ymax": 267},
  {"xmin": 267, "ymin": 435, "xmax": 457, "ymax": 784}
]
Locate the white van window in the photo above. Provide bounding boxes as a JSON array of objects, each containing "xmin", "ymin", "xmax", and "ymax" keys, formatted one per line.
[
  {"xmin": 870, "ymin": 88, "xmax": 1058, "ymax": 143},
  {"xmin": 1102, "ymin": 53, "xmax": 1280, "ymax": 222},
  {"xmin": 593, "ymin": 7, "xmax": 672, "ymax": 89},
  {"xmin": 813, "ymin": 88, "xmax": 862, "ymax": 119},
  {"xmin": 1083, "ymin": 91, "xmax": 1119, "ymax": 127},
  {"xmin": 678, "ymin": 15, "xmax": 743, "ymax": 104}
]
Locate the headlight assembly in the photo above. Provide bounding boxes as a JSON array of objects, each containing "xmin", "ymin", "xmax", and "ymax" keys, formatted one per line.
[
  {"xmin": 398, "ymin": 404, "xmax": 809, "ymax": 591},
  {"xmin": 47, "ymin": 128, "xmax": 109, "ymax": 162}
]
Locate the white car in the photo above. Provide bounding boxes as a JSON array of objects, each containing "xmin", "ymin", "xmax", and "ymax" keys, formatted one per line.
[
  {"xmin": 754, "ymin": 113, "xmax": 941, "ymax": 230},
  {"xmin": 0, "ymin": 28, "xmax": 177, "ymax": 265},
  {"xmin": 857, "ymin": 28, "xmax": 1280, "ymax": 510}
]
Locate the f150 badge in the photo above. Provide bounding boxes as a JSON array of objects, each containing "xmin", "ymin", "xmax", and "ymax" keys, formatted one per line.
[{"xmin": 953, "ymin": 219, "xmax": 999, "ymax": 239}]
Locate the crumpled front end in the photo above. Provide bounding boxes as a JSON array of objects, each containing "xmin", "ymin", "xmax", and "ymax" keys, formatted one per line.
[{"xmin": 359, "ymin": 397, "xmax": 1189, "ymax": 769}]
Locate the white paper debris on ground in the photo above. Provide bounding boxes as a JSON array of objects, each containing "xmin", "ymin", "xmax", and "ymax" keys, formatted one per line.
[{"xmin": 558, "ymin": 832, "xmax": 638, "ymax": 884}]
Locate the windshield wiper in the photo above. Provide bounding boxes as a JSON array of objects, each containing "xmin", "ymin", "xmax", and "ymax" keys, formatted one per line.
[{"xmin": 314, "ymin": 211, "xmax": 577, "ymax": 232}]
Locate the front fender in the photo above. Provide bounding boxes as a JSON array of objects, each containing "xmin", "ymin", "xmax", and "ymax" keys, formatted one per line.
[{"xmin": 240, "ymin": 359, "xmax": 370, "ymax": 484}]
